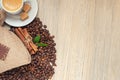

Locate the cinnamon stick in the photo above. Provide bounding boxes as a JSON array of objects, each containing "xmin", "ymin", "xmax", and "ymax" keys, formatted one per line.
[
  {"xmin": 29, "ymin": 42, "xmax": 38, "ymax": 53},
  {"xmin": 14, "ymin": 28, "xmax": 38, "ymax": 54},
  {"xmin": 14, "ymin": 28, "xmax": 25, "ymax": 42},
  {"xmin": 14, "ymin": 28, "xmax": 32, "ymax": 52},
  {"xmin": 23, "ymin": 28, "xmax": 38, "ymax": 53}
]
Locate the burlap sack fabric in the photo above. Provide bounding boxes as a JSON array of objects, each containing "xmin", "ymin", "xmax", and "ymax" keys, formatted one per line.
[{"xmin": 0, "ymin": 26, "xmax": 31, "ymax": 73}]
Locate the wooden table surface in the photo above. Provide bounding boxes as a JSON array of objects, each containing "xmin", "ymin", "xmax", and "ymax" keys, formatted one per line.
[{"xmin": 38, "ymin": 0, "xmax": 120, "ymax": 80}]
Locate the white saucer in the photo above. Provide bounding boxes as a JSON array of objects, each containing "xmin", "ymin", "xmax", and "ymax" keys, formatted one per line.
[{"xmin": 0, "ymin": 0, "xmax": 38, "ymax": 27}]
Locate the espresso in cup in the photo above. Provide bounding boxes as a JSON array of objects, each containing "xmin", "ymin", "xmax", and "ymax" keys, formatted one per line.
[
  {"xmin": 2, "ymin": 0, "xmax": 22, "ymax": 11},
  {"xmin": 1, "ymin": 0, "xmax": 28, "ymax": 14}
]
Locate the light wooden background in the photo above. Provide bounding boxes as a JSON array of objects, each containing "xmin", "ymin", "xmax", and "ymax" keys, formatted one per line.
[{"xmin": 38, "ymin": 0, "xmax": 120, "ymax": 80}]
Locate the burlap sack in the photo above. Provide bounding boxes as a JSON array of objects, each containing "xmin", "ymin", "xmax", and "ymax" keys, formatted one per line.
[{"xmin": 0, "ymin": 26, "xmax": 31, "ymax": 73}]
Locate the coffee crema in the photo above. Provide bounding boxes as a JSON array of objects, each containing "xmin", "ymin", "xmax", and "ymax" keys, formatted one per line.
[{"xmin": 2, "ymin": 0, "xmax": 22, "ymax": 11}]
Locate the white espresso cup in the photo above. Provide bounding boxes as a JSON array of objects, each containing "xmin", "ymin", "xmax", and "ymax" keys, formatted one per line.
[{"xmin": 0, "ymin": 0, "xmax": 29, "ymax": 15}]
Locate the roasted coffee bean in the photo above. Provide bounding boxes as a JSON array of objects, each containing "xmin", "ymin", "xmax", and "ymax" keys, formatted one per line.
[
  {"xmin": 0, "ymin": 18, "xmax": 56, "ymax": 80},
  {"xmin": 43, "ymin": 25, "xmax": 47, "ymax": 28}
]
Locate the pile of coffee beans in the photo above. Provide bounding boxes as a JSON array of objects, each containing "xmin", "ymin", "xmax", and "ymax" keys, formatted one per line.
[{"xmin": 0, "ymin": 18, "xmax": 56, "ymax": 80}]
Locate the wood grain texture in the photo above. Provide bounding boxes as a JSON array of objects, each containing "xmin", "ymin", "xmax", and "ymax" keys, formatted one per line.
[{"xmin": 37, "ymin": 0, "xmax": 120, "ymax": 80}]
